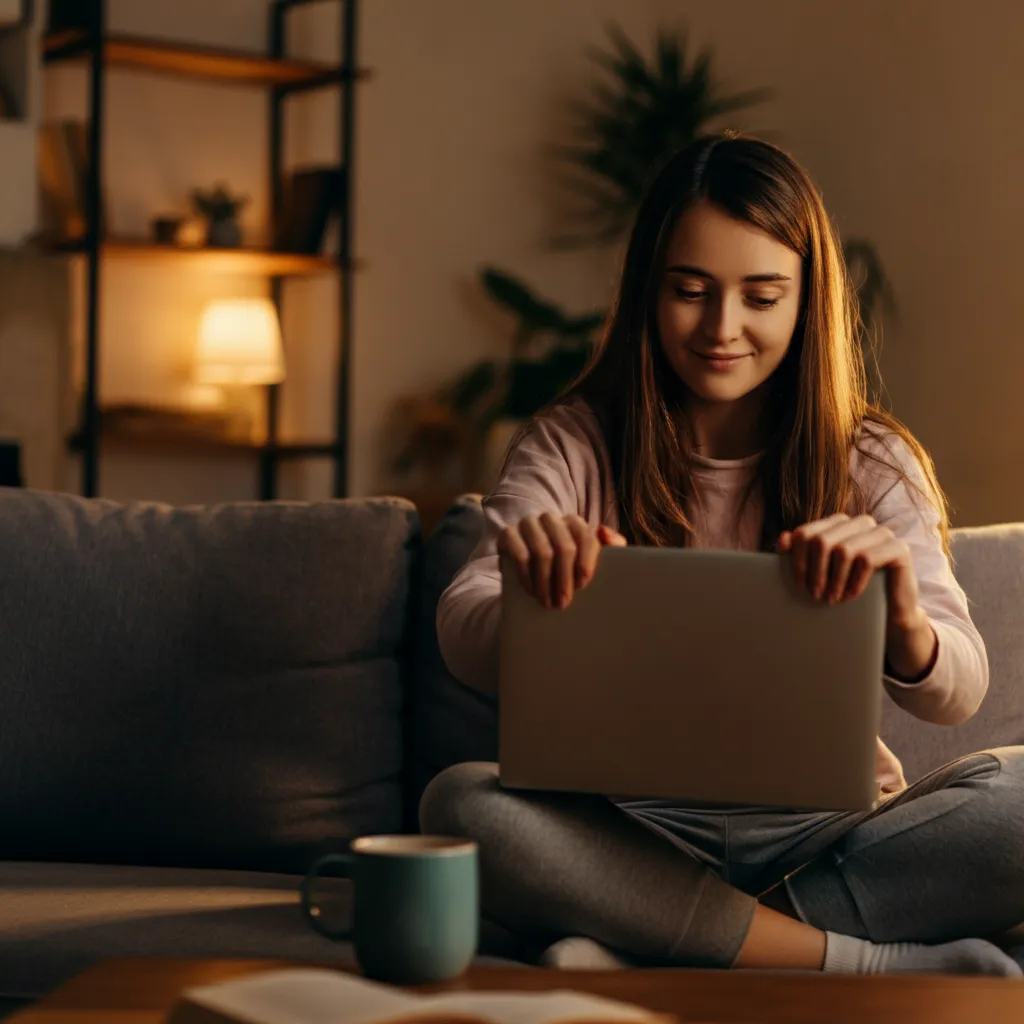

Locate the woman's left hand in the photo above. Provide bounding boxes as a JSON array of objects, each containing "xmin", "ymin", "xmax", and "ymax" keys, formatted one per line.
[{"xmin": 777, "ymin": 513, "xmax": 937, "ymax": 678}]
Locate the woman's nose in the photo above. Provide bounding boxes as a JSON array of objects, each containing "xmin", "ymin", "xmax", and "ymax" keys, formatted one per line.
[{"xmin": 704, "ymin": 294, "xmax": 743, "ymax": 344}]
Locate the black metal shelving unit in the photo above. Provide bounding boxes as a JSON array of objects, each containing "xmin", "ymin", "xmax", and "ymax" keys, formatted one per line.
[{"xmin": 42, "ymin": 0, "xmax": 361, "ymax": 499}]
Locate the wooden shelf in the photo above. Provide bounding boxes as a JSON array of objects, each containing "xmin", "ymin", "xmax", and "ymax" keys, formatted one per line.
[
  {"xmin": 48, "ymin": 240, "xmax": 344, "ymax": 277},
  {"xmin": 69, "ymin": 424, "xmax": 340, "ymax": 459},
  {"xmin": 43, "ymin": 30, "xmax": 363, "ymax": 90}
]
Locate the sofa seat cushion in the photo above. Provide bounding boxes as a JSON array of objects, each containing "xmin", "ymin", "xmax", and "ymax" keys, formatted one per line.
[
  {"xmin": 0, "ymin": 862, "xmax": 524, "ymax": 1002},
  {"xmin": 0, "ymin": 491, "xmax": 418, "ymax": 874}
]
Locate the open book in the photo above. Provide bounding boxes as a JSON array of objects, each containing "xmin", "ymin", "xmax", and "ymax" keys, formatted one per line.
[{"xmin": 166, "ymin": 968, "xmax": 673, "ymax": 1024}]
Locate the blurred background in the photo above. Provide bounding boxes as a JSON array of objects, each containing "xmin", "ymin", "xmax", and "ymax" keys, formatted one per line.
[{"xmin": 0, "ymin": 0, "xmax": 1020, "ymax": 530}]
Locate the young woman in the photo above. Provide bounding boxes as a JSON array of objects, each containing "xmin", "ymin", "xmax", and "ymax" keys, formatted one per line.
[{"xmin": 420, "ymin": 135, "xmax": 1024, "ymax": 976}]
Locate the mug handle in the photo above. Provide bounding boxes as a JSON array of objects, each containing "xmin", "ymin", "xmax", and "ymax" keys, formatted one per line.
[{"xmin": 301, "ymin": 853, "xmax": 353, "ymax": 940}]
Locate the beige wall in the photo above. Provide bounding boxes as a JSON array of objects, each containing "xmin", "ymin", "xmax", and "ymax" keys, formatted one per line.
[{"xmin": 39, "ymin": 0, "xmax": 1024, "ymax": 524}]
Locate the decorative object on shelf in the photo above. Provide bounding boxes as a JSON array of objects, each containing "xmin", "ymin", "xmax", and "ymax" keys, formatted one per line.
[
  {"xmin": 176, "ymin": 216, "xmax": 206, "ymax": 248},
  {"xmin": 150, "ymin": 215, "xmax": 182, "ymax": 245},
  {"xmin": 194, "ymin": 297, "xmax": 285, "ymax": 442},
  {"xmin": 190, "ymin": 183, "xmax": 249, "ymax": 248},
  {"xmin": 274, "ymin": 165, "xmax": 344, "ymax": 254}
]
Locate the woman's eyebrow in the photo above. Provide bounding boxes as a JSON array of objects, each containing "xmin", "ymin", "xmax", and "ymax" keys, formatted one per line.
[{"xmin": 666, "ymin": 264, "xmax": 792, "ymax": 283}]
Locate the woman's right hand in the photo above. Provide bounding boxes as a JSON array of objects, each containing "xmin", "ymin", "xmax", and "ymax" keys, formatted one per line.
[{"xmin": 497, "ymin": 513, "xmax": 627, "ymax": 610}]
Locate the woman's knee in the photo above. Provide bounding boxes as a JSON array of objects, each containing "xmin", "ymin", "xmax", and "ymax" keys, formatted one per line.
[
  {"xmin": 958, "ymin": 747, "xmax": 1024, "ymax": 846},
  {"xmin": 418, "ymin": 761, "xmax": 501, "ymax": 837},
  {"xmin": 986, "ymin": 746, "xmax": 1024, "ymax": 781}
]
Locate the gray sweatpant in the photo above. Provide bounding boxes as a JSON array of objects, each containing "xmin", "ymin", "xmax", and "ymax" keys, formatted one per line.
[{"xmin": 419, "ymin": 748, "xmax": 1024, "ymax": 968}]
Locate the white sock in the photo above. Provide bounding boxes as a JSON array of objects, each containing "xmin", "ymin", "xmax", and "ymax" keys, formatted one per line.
[
  {"xmin": 541, "ymin": 937, "xmax": 630, "ymax": 970},
  {"xmin": 824, "ymin": 932, "xmax": 1023, "ymax": 977}
]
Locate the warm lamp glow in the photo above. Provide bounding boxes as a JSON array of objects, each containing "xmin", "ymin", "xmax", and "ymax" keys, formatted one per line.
[{"xmin": 195, "ymin": 298, "xmax": 285, "ymax": 386}]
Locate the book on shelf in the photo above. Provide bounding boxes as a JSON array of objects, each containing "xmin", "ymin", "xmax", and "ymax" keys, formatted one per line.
[
  {"xmin": 166, "ymin": 969, "xmax": 673, "ymax": 1024},
  {"xmin": 274, "ymin": 166, "xmax": 345, "ymax": 255}
]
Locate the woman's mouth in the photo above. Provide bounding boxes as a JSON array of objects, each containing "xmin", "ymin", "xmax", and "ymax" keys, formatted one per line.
[{"xmin": 694, "ymin": 351, "xmax": 751, "ymax": 372}]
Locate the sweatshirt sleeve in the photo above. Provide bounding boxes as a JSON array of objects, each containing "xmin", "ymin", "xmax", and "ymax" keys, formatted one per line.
[
  {"xmin": 432, "ymin": 403, "xmax": 606, "ymax": 700},
  {"xmin": 435, "ymin": 407, "xmax": 606, "ymax": 695},
  {"xmin": 859, "ymin": 433, "xmax": 989, "ymax": 725}
]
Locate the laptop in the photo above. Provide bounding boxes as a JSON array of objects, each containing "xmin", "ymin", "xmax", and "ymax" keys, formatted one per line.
[{"xmin": 498, "ymin": 546, "xmax": 886, "ymax": 811}]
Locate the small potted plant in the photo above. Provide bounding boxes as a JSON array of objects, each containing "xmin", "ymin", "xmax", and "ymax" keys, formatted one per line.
[{"xmin": 190, "ymin": 183, "xmax": 249, "ymax": 248}]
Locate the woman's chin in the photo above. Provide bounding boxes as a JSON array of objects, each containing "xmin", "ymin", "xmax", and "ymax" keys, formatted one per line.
[{"xmin": 682, "ymin": 375, "xmax": 758, "ymax": 404}]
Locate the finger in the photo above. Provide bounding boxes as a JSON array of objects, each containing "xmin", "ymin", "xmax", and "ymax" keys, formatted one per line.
[
  {"xmin": 568, "ymin": 517, "xmax": 601, "ymax": 589},
  {"xmin": 810, "ymin": 515, "xmax": 878, "ymax": 599},
  {"xmin": 598, "ymin": 524, "xmax": 628, "ymax": 547},
  {"xmin": 497, "ymin": 524, "xmax": 532, "ymax": 595},
  {"xmin": 540, "ymin": 512, "xmax": 577, "ymax": 609},
  {"xmin": 519, "ymin": 516, "xmax": 554, "ymax": 608},
  {"xmin": 790, "ymin": 514, "xmax": 849, "ymax": 590},
  {"xmin": 776, "ymin": 530, "xmax": 793, "ymax": 553},
  {"xmin": 826, "ymin": 546, "xmax": 858, "ymax": 604},
  {"xmin": 844, "ymin": 552, "xmax": 875, "ymax": 601},
  {"xmin": 820, "ymin": 516, "xmax": 880, "ymax": 602},
  {"xmin": 807, "ymin": 514, "xmax": 877, "ymax": 600},
  {"xmin": 842, "ymin": 532, "xmax": 906, "ymax": 601}
]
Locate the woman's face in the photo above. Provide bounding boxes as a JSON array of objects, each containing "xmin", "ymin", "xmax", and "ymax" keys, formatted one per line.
[{"xmin": 656, "ymin": 200, "xmax": 803, "ymax": 406}]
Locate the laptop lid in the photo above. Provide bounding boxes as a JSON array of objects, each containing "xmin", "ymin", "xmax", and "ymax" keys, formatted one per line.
[{"xmin": 498, "ymin": 546, "xmax": 885, "ymax": 811}]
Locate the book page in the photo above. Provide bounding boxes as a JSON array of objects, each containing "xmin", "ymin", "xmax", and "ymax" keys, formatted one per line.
[
  {"xmin": 170, "ymin": 969, "xmax": 666, "ymax": 1024},
  {"xmin": 173, "ymin": 970, "xmax": 419, "ymax": 1024},
  {"xmin": 407, "ymin": 991, "xmax": 661, "ymax": 1024}
]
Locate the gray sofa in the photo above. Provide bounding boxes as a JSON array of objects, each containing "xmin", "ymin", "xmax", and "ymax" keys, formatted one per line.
[{"xmin": 1, "ymin": 489, "xmax": 1022, "ymax": 1012}]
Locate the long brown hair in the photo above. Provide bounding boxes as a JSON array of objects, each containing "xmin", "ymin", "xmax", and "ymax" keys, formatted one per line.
[{"xmin": 508, "ymin": 134, "xmax": 950, "ymax": 555}]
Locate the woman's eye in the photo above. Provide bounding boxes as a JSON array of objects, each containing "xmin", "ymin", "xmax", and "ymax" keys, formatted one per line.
[
  {"xmin": 748, "ymin": 296, "xmax": 780, "ymax": 309},
  {"xmin": 674, "ymin": 287, "xmax": 707, "ymax": 301}
]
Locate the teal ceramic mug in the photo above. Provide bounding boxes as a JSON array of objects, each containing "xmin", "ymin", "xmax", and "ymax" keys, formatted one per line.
[{"xmin": 301, "ymin": 835, "xmax": 479, "ymax": 984}]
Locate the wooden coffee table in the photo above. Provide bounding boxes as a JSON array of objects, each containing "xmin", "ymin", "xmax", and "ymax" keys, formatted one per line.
[{"xmin": 9, "ymin": 957, "xmax": 1024, "ymax": 1024}]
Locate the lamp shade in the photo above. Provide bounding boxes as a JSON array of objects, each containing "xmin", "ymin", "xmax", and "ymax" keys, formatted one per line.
[{"xmin": 195, "ymin": 298, "xmax": 285, "ymax": 386}]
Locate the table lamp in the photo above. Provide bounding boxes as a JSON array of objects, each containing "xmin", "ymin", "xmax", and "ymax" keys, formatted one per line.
[{"xmin": 194, "ymin": 297, "xmax": 285, "ymax": 441}]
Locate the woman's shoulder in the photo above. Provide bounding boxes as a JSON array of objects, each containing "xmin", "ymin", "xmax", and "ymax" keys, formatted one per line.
[
  {"xmin": 504, "ymin": 396, "xmax": 613, "ymax": 500},
  {"xmin": 851, "ymin": 417, "xmax": 935, "ymax": 513},
  {"xmin": 524, "ymin": 396, "xmax": 608, "ymax": 462}
]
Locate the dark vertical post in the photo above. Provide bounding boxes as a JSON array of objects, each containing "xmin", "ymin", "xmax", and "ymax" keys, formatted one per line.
[
  {"xmin": 261, "ymin": 2, "xmax": 287, "ymax": 501},
  {"xmin": 334, "ymin": 0, "xmax": 357, "ymax": 498},
  {"xmin": 81, "ymin": 0, "xmax": 107, "ymax": 497}
]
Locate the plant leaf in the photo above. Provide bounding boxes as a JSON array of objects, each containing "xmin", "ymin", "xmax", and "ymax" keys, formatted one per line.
[
  {"xmin": 480, "ymin": 267, "xmax": 564, "ymax": 333},
  {"xmin": 551, "ymin": 23, "xmax": 769, "ymax": 249},
  {"xmin": 441, "ymin": 361, "xmax": 498, "ymax": 412}
]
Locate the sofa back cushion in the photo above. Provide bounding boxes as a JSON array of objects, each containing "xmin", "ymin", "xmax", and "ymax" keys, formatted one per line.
[
  {"xmin": 0, "ymin": 489, "xmax": 417, "ymax": 873},
  {"xmin": 880, "ymin": 523, "xmax": 1024, "ymax": 781},
  {"xmin": 418, "ymin": 498, "xmax": 1024, "ymax": 790},
  {"xmin": 412, "ymin": 496, "xmax": 499, "ymax": 805}
]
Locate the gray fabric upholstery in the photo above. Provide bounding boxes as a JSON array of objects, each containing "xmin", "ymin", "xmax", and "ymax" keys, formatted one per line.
[
  {"xmin": 0, "ymin": 489, "xmax": 417, "ymax": 874},
  {"xmin": 412, "ymin": 495, "xmax": 499, "ymax": 801},
  {"xmin": 881, "ymin": 523, "xmax": 1024, "ymax": 781}
]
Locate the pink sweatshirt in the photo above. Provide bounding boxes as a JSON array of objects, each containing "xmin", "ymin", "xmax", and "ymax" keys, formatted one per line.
[{"xmin": 437, "ymin": 398, "xmax": 989, "ymax": 794}]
